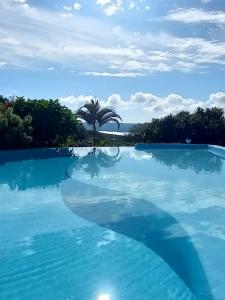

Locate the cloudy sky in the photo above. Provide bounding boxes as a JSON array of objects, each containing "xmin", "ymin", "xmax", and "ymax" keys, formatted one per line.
[{"xmin": 0, "ymin": 0, "xmax": 225, "ymax": 122}]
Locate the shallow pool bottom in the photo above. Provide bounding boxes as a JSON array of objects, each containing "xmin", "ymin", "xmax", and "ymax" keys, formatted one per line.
[{"xmin": 0, "ymin": 146, "xmax": 225, "ymax": 300}]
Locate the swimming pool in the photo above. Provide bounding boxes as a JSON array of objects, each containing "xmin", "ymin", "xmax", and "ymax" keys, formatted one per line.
[{"xmin": 0, "ymin": 146, "xmax": 225, "ymax": 300}]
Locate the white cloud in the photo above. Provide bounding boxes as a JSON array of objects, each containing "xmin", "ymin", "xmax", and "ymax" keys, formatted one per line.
[
  {"xmin": 0, "ymin": 1, "xmax": 225, "ymax": 75},
  {"xmin": 60, "ymin": 95, "xmax": 94, "ymax": 111},
  {"xmin": 166, "ymin": 8, "xmax": 225, "ymax": 24},
  {"xmin": 73, "ymin": 2, "xmax": 81, "ymax": 11},
  {"xmin": 96, "ymin": 0, "xmax": 148, "ymax": 15},
  {"xmin": 59, "ymin": 91, "xmax": 225, "ymax": 122},
  {"xmin": 96, "ymin": 0, "xmax": 111, "ymax": 5},
  {"xmin": 80, "ymin": 71, "xmax": 143, "ymax": 77},
  {"xmin": 13, "ymin": 0, "xmax": 27, "ymax": 3},
  {"xmin": 0, "ymin": 61, "xmax": 8, "ymax": 67},
  {"xmin": 130, "ymin": 92, "xmax": 202, "ymax": 116},
  {"xmin": 11, "ymin": 0, "xmax": 29, "ymax": 8},
  {"xmin": 131, "ymin": 92, "xmax": 158, "ymax": 105},
  {"xmin": 63, "ymin": 5, "xmax": 72, "ymax": 12},
  {"xmin": 209, "ymin": 92, "xmax": 225, "ymax": 105},
  {"xmin": 128, "ymin": 1, "xmax": 138, "ymax": 10},
  {"xmin": 96, "ymin": 0, "xmax": 122, "ymax": 16},
  {"xmin": 106, "ymin": 94, "xmax": 125, "ymax": 107},
  {"xmin": 47, "ymin": 66, "xmax": 55, "ymax": 71}
]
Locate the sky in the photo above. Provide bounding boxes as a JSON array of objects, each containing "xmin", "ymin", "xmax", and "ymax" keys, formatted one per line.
[{"xmin": 0, "ymin": 0, "xmax": 225, "ymax": 122}]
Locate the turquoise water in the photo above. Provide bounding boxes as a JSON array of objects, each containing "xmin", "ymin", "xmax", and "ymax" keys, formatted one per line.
[{"xmin": 0, "ymin": 147, "xmax": 225, "ymax": 300}]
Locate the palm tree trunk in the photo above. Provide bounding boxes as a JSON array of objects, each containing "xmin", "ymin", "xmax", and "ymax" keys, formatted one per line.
[{"xmin": 93, "ymin": 125, "xmax": 96, "ymax": 147}]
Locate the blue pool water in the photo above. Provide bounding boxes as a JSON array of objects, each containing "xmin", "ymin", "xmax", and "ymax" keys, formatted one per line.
[{"xmin": 0, "ymin": 147, "xmax": 225, "ymax": 300}]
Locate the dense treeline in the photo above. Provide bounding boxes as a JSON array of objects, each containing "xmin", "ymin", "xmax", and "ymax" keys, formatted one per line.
[
  {"xmin": 0, "ymin": 96, "xmax": 85, "ymax": 149},
  {"xmin": 130, "ymin": 107, "xmax": 225, "ymax": 146},
  {"xmin": 1, "ymin": 94, "xmax": 225, "ymax": 149}
]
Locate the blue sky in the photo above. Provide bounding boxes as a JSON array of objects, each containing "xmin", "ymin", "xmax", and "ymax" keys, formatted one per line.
[{"xmin": 0, "ymin": 0, "xmax": 225, "ymax": 122}]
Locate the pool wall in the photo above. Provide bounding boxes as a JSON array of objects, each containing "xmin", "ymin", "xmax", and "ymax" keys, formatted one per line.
[
  {"xmin": 135, "ymin": 143, "xmax": 208, "ymax": 150},
  {"xmin": 208, "ymin": 145, "xmax": 225, "ymax": 158}
]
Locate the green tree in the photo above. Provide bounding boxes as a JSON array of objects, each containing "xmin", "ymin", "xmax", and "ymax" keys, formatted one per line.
[
  {"xmin": 0, "ymin": 107, "xmax": 32, "ymax": 149},
  {"xmin": 76, "ymin": 99, "xmax": 122, "ymax": 146},
  {"xmin": 190, "ymin": 107, "xmax": 225, "ymax": 144},
  {"xmin": 174, "ymin": 111, "xmax": 191, "ymax": 142},
  {"xmin": 13, "ymin": 97, "xmax": 84, "ymax": 147},
  {"xmin": 0, "ymin": 95, "xmax": 9, "ymax": 104},
  {"xmin": 130, "ymin": 107, "xmax": 225, "ymax": 146}
]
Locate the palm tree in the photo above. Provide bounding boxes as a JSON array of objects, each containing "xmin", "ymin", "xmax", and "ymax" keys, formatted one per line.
[{"xmin": 76, "ymin": 99, "xmax": 122, "ymax": 146}]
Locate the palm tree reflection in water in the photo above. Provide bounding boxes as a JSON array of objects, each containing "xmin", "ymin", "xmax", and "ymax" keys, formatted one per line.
[{"xmin": 76, "ymin": 147, "xmax": 121, "ymax": 178}]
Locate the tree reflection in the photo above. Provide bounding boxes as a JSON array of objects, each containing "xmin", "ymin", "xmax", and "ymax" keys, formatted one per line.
[
  {"xmin": 0, "ymin": 147, "xmax": 121, "ymax": 190},
  {"xmin": 149, "ymin": 149, "xmax": 224, "ymax": 174},
  {"xmin": 0, "ymin": 148, "xmax": 78, "ymax": 190},
  {"xmin": 76, "ymin": 147, "xmax": 121, "ymax": 178},
  {"xmin": 0, "ymin": 147, "xmax": 76, "ymax": 165}
]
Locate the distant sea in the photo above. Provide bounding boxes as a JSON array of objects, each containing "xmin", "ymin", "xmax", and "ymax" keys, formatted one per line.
[
  {"xmin": 84, "ymin": 123, "xmax": 135, "ymax": 134},
  {"xmin": 99, "ymin": 131, "xmax": 129, "ymax": 136}
]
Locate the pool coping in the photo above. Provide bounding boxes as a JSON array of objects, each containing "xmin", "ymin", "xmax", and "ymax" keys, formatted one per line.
[{"xmin": 135, "ymin": 143, "xmax": 225, "ymax": 158}]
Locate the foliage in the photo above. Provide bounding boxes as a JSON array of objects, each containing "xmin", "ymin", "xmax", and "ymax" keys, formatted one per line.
[
  {"xmin": 76, "ymin": 99, "xmax": 122, "ymax": 146},
  {"xmin": 13, "ymin": 97, "xmax": 85, "ymax": 147},
  {"xmin": 0, "ymin": 95, "xmax": 9, "ymax": 104},
  {"xmin": 0, "ymin": 95, "xmax": 86, "ymax": 149},
  {"xmin": 0, "ymin": 106, "xmax": 32, "ymax": 149},
  {"xmin": 130, "ymin": 107, "xmax": 225, "ymax": 146},
  {"xmin": 1, "ymin": 93, "xmax": 225, "ymax": 149}
]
